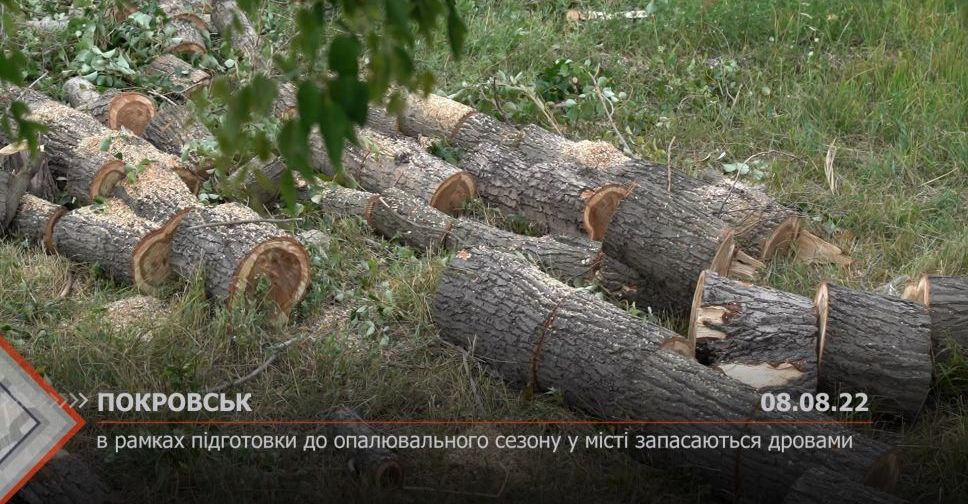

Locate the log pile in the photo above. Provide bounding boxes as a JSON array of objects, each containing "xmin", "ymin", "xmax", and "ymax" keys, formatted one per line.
[
  {"xmin": 370, "ymin": 93, "xmax": 852, "ymax": 265},
  {"xmin": 432, "ymin": 247, "xmax": 899, "ymax": 502}
]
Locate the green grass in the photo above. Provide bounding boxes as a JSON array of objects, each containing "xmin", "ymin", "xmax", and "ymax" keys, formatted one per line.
[{"xmin": 3, "ymin": 0, "xmax": 967, "ymax": 502}]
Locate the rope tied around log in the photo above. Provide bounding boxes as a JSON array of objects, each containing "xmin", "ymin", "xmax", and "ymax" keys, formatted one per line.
[{"xmin": 525, "ymin": 289, "xmax": 580, "ymax": 400}]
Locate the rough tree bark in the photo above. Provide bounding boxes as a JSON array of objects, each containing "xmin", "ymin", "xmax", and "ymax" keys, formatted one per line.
[
  {"xmin": 212, "ymin": 0, "xmax": 263, "ymax": 71},
  {"xmin": 602, "ymin": 183, "xmax": 740, "ymax": 314},
  {"xmin": 314, "ymin": 129, "xmax": 477, "ymax": 215},
  {"xmin": 0, "ymin": 87, "xmax": 199, "ymax": 193},
  {"xmin": 10, "ymin": 194, "xmax": 66, "ymax": 252},
  {"xmin": 783, "ymin": 467, "xmax": 906, "ymax": 504},
  {"xmin": 311, "ymin": 185, "xmax": 606, "ymax": 282},
  {"xmin": 688, "ymin": 270, "xmax": 817, "ymax": 394},
  {"xmin": 12, "ymin": 451, "xmax": 115, "ymax": 504},
  {"xmin": 1, "ymin": 143, "xmax": 35, "ymax": 229},
  {"xmin": 324, "ymin": 407, "xmax": 404, "ymax": 491},
  {"xmin": 143, "ymin": 103, "xmax": 212, "ymax": 163},
  {"xmin": 458, "ymin": 143, "xmax": 630, "ymax": 240},
  {"xmin": 432, "ymin": 247, "xmax": 899, "ymax": 502},
  {"xmin": 376, "ymin": 93, "xmax": 850, "ymax": 264},
  {"xmin": 903, "ymin": 275, "xmax": 968, "ymax": 355},
  {"xmin": 164, "ymin": 17, "xmax": 208, "ymax": 55},
  {"xmin": 160, "ymin": 0, "xmax": 213, "ymax": 32},
  {"xmin": 63, "ymin": 77, "xmax": 156, "ymax": 136},
  {"xmin": 0, "ymin": 143, "xmax": 57, "ymax": 201},
  {"xmin": 144, "ymin": 54, "xmax": 211, "ymax": 98},
  {"xmin": 52, "ymin": 199, "xmax": 187, "ymax": 292},
  {"xmin": 108, "ymin": 162, "xmax": 311, "ymax": 317},
  {"xmin": 815, "ymin": 283, "xmax": 933, "ymax": 418}
]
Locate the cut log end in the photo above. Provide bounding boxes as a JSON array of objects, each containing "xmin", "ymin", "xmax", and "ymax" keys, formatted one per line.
[
  {"xmin": 43, "ymin": 207, "xmax": 67, "ymax": 253},
  {"xmin": 108, "ymin": 93, "xmax": 156, "ymax": 136},
  {"xmin": 582, "ymin": 184, "xmax": 628, "ymax": 240},
  {"xmin": 708, "ymin": 229, "xmax": 736, "ymax": 276},
  {"xmin": 229, "ymin": 236, "xmax": 311, "ymax": 317},
  {"xmin": 429, "ymin": 171, "xmax": 476, "ymax": 216},
  {"xmin": 90, "ymin": 160, "xmax": 126, "ymax": 200},
  {"xmin": 796, "ymin": 229, "xmax": 852, "ymax": 266},
  {"xmin": 760, "ymin": 215, "xmax": 800, "ymax": 259},
  {"xmin": 715, "ymin": 362, "xmax": 805, "ymax": 390},
  {"xmin": 372, "ymin": 460, "xmax": 404, "ymax": 490},
  {"xmin": 169, "ymin": 41, "xmax": 206, "ymax": 55},
  {"xmin": 133, "ymin": 209, "xmax": 189, "ymax": 292},
  {"xmin": 815, "ymin": 282, "xmax": 830, "ymax": 368},
  {"xmin": 175, "ymin": 13, "xmax": 209, "ymax": 32}
]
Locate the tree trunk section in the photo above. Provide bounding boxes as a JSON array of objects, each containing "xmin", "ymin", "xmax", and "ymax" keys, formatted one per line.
[
  {"xmin": 212, "ymin": 0, "xmax": 263, "ymax": 71},
  {"xmin": 12, "ymin": 451, "xmax": 115, "ymax": 504},
  {"xmin": 904, "ymin": 275, "xmax": 968, "ymax": 356},
  {"xmin": 381, "ymin": 93, "xmax": 850, "ymax": 264},
  {"xmin": 602, "ymin": 183, "xmax": 738, "ymax": 314},
  {"xmin": 458, "ymin": 143, "xmax": 629, "ymax": 239},
  {"xmin": 165, "ymin": 17, "xmax": 207, "ymax": 55},
  {"xmin": 815, "ymin": 283, "xmax": 932, "ymax": 418},
  {"xmin": 143, "ymin": 103, "xmax": 211, "ymax": 164},
  {"xmin": 325, "ymin": 407, "xmax": 404, "ymax": 491},
  {"xmin": 144, "ymin": 55, "xmax": 211, "ymax": 98},
  {"xmin": 0, "ymin": 87, "xmax": 198, "ymax": 193},
  {"xmin": 64, "ymin": 77, "xmax": 156, "ymax": 136},
  {"xmin": 52, "ymin": 199, "xmax": 186, "ymax": 292},
  {"xmin": 171, "ymin": 203, "xmax": 311, "ymax": 317},
  {"xmin": 783, "ymin": 467, "xmax": 905, "ymax": 504},
  {"xmin": 160, "ymin": 0, "xmax": 213, "ymax": 32},
  {"xmin": 311, "ymin": 185, "xmax": 608, "ymax": 283},
  {"xmin": 10, "ymin": 194, "xmax": 66, "ymax": 252},
  {"xmin": 310, "ymin": 128, "xmax": 476, "ymax": 215},
  {"xmin": 1, "ymin": 144, "xmax": 36, "ymax": 229},
  {"xmin": 432, "ymin": 246, "xmax": 898, "ymax": 502},
  {"xmin": 689, "ymin": 270, "xmax": 817, "ymax": 394}
]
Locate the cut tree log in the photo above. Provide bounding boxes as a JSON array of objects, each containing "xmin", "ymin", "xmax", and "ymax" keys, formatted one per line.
[
  {"xmin": 170, "ymin": 203, "xmax": 311, "ymax": 314},
  {"xmin": 52, "ymin": 199, "xmax": 187, "ymax": 292},
  {"xmin": 144, "ymin": 54, "xmax": 211, "ymax": 98},
  {"xmin": 0, "ymin": 143, "xmax": 57, "ymax": 201},
  {"xmin": 904, "ymin": 275, "xmax": 968, "ymax": 356},
  {"xmin": 164, "ymin": 17, "xmax": 208, "ymax": 55},
  {"xmin": 66, "ymin": 131, "xmax": 194, "ymax": 202},
  {"xmin": 1, "ymin": 143, "xmax": 37, "ymax": 229},
  {"xmin": 688, "ymin": 270, "xmax": 817, "ymax": 394},
  {"xmin": 0, "ymin": 87, "xmax": 199, "ymax": 192},
  {"xmin": 325, "ymin": 129, "xmax": 477, "ymax": 215},
  {"xmin": 783, "ymin": 467, "xmax": 906, "ymax": 504},
  {"xmin": 376, "ymin": 93, "xmax": 849, "ymax": 264},
  {"xmin": 212, "ymin": 0, "xmax": 263, "ymax": 71},
  {"xmin": 159, "ymin": 0, "xmax": 213, "ymax": 32},
  {"xmin": 311, "ymin": 185, "xmax": 606, "ymax": 282},
  {"xmin": 63, "ymin": 77, "xmax": 156, "ymax": 136},
  {"xmin": 101, "ymin": 160, "xmax": 311, "ymax": 317},
  {"xmin": 815, "ymin": 283, "xmax": 932, "ymax": 418},
  {"xmin": 432, "ymin": 247, "xmax": 899, "ymax": 502},
  {"xmin": 325, "ymin": 407, "xmax": 404, "ymax": 491},
  {"xmin": 10, "ymin": 194, "xmax": 66, "ymax": 252},
  {"xmin": 143, "ymin": 103, "xmax": 212, "ymax": 162},
  {"xmin": 458, "ymin": 143, "xmax": 630, "ymax": 240},
  {"xmin": 601, "ymin": 183, "xmax": 743, "ymax": 314},
  {"xmin": 13, "ymin": 450, "xmax": 115, "ymax": 504}
]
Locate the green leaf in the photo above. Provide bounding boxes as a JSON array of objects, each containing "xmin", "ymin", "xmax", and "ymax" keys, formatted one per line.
[
  {"xmin": 445, "ymin": 0, "xmax": 467, "ymax": 58},
  {"xmin": 328, "ymin": 35, "xmax": 360, "ymax": 76}
]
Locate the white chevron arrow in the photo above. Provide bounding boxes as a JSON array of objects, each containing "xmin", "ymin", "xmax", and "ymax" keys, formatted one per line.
[{"xmin": 77, "ymin": 393, "xmax": 89, "ymax": 409}]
